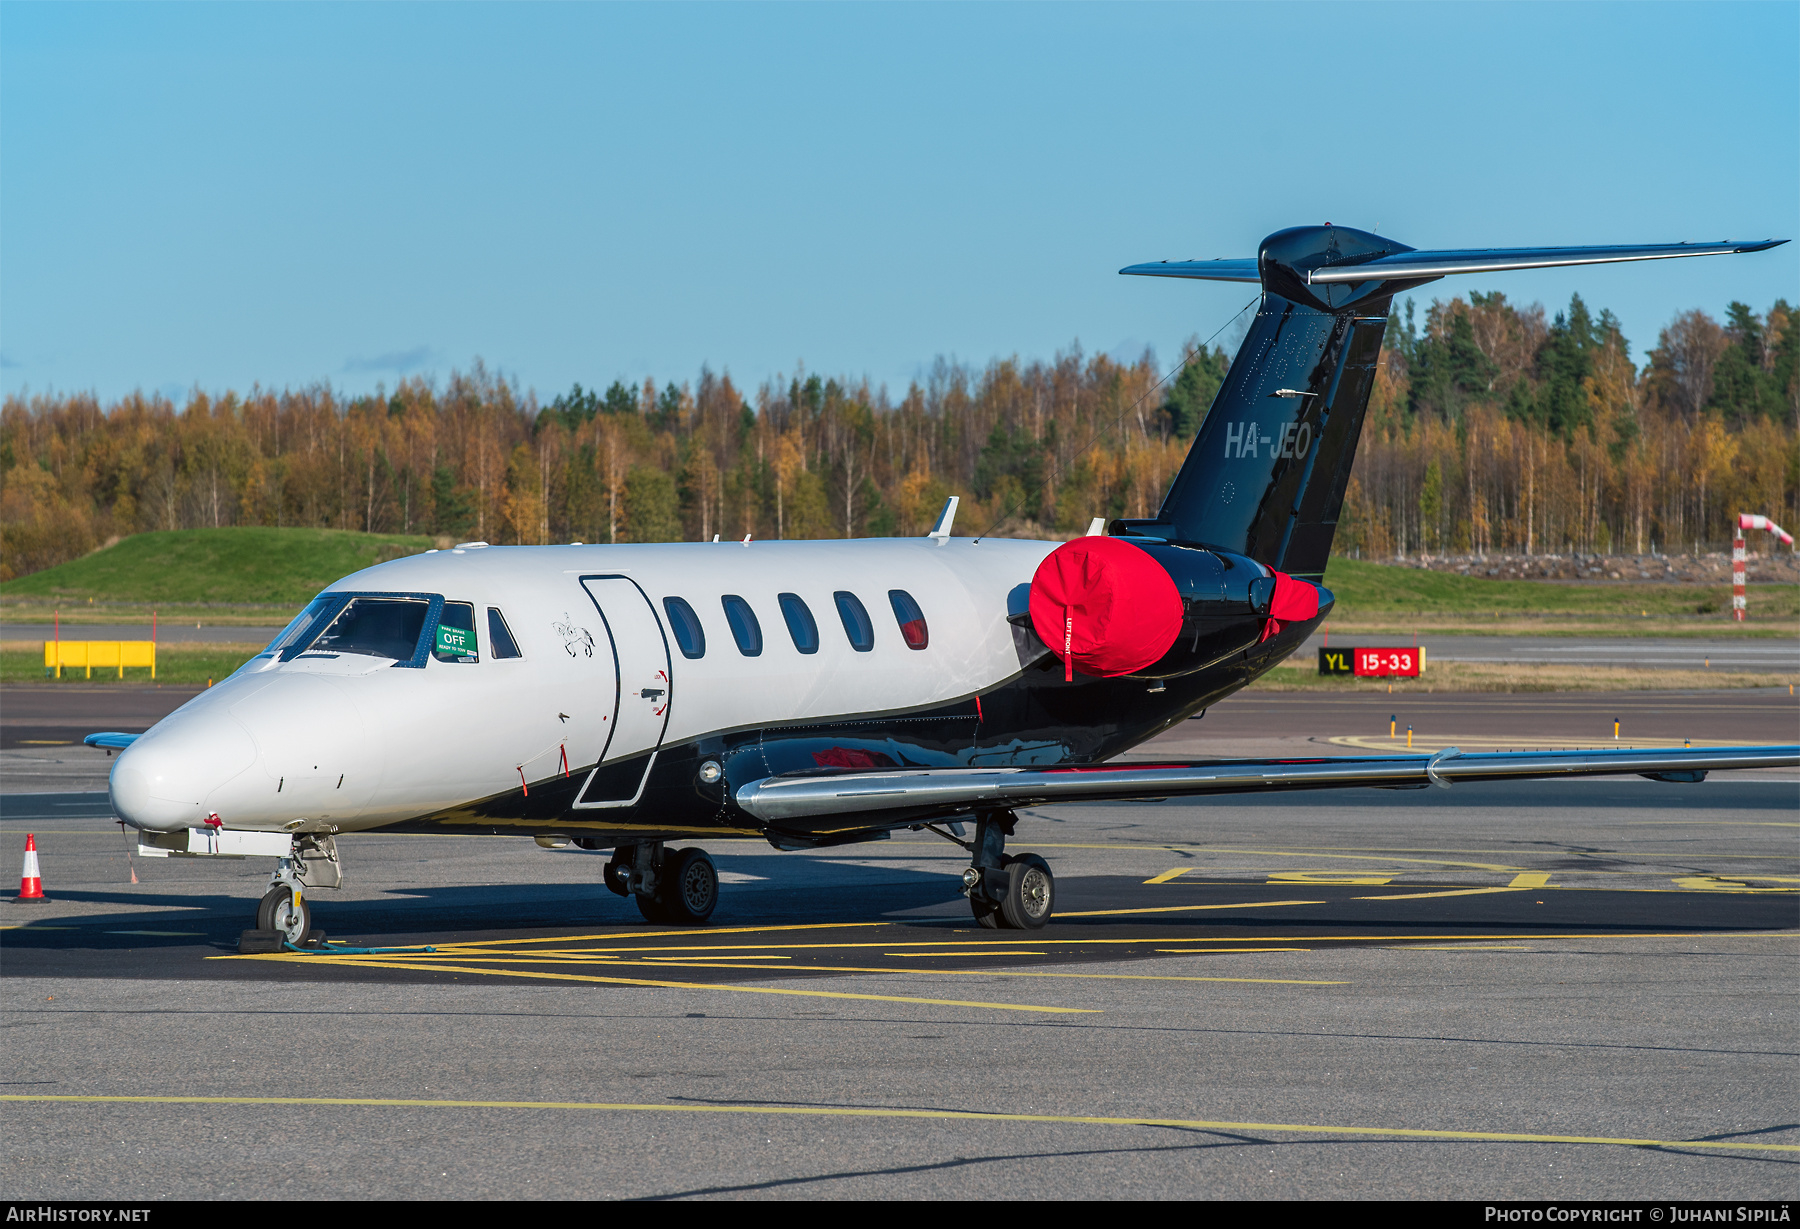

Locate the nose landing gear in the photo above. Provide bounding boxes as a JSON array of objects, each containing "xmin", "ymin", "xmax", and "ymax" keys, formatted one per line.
[
  {"xmin": 604, "ymin": 842, "xmax": 718, "ymax": 925},
  {"xmin": 958, "ymin": 810, "xmax": 1055, "ymax": 929}
]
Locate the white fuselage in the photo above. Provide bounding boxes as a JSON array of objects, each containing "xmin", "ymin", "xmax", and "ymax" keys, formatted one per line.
[{"xmin": 109, "ymin": 536, "xmax": 1062, "ymax": 835}]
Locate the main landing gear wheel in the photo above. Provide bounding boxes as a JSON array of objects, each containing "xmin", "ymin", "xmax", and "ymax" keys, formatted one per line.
[
  {"xmin": 637, "ymin": 847, "xmax": 718, "ymax": 926},
  {"xmin": 970, "ymin": 854, "xmax": 1055, "ymax": 930},
  {"xmin": 1000, "ymin": 854, "xmax": 1054, "ymax": 930},
  {"xmin": 256, "ymin": 885, "xmax": 311, "ymax": 945}
]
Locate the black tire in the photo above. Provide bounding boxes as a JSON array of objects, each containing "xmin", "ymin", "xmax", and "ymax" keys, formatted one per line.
[
  {"xmin": 635, "ymin": 892, "xmax": 671, "ymax": 924},
  {"xmin": 657, "ymin": 848, "xmax": 718, "ymax": 926},
  {"xmin": 999, "ymin": 854, "xmax": 1054, "ymax": 930},
  {"xmin": 971, "ymin": 892, "xmax": 1005, "ymax": 928},
  {"xmin": 255, "ymin": 885, "xmax": 311, "ymax": 945}
]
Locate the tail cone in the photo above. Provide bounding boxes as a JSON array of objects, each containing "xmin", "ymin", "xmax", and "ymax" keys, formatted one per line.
[{"xmin": 16, "ymin": 832, "xmax": 46, "ymax": 903}]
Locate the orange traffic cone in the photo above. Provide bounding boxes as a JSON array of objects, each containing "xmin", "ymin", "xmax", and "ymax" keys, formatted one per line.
[{"xmin": 16, "ymin": 833, "xmax": 47, "ymax": 903}]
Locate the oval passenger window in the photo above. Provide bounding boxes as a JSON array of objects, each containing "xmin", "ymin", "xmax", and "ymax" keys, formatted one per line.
[
  {"xmin": 833, "ymin": 592, "xmax": 874, "ymax": 652},
  {"xmin": 778, "ymin": 593, "xmax": 819, "ymax": 654},
  {"xmin": 720, "ymin": 595, "xmax": 762, "ymax": 657},
  {"xmin": 663, "ymin": 597, "xmax": 706, "ymax": 659},
  {"xmin": 887, "ymin": 590, "xmax": 929, "ymax": 650}
]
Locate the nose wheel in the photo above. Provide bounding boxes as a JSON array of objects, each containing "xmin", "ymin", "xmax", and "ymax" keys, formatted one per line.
[{"xmin": 256, "ymin": 884, "xmax": 312, "ymax": 945}]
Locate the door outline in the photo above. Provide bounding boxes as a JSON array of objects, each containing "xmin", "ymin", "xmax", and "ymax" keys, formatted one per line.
[{"xmin": 571, "ymin": 574, "xmax": 674, "ymax": 809}]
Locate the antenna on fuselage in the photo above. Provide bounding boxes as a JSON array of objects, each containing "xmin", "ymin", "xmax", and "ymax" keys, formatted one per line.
[{"xmin": 927, "ymin": 496, "xmax": 959, "ymax": 545}]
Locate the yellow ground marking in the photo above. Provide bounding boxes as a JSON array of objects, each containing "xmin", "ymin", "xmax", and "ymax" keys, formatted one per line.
[
  {"xmin": 0, "ymin": 925, "xmax": 74, "ymax": 930},
  {"xmin": 889, "ymin": 951, "xmax": 1044, "ymax": 958},
  {"xmin": 639, "ymin": 954, "xmax": 790, "ymax": 961},
  {"xmin": 223, "ymin": 954, "xmax": 1097, "ymax": 1014},
  {"xmin": 4, "ymin": 1094, "xmax": 1791, "ymax": 1154},
  {"xmin": 1390, "ymin": 945, "xmax": 1532, "ymax": 951},
  {"xmin": 1268, "ymin": 871, "xmax": 1399, "ymax": 885},
  {"xmin": 427, "ymin": 921, "xmax": 892, "ymax": 949},
  {"xmin": 1153, "ymin": 948, "xmax": 1310, "ymax": 955},
  {"xmin": 18, "ymin": 739, "xmax": 73, "ymax": 745},
  {"xmin": 1669, "ymin": 877, "xmax": 1797, "ymax": 893},
  {"xmin": 1126, "ymin": 847, "xmax": 1525, "ymax": 873},
  {"xmin": 103, "ymin": 930, "xmax": 204, "ymax": 936},
  {"xmin": 1355, "ymin": 887, "xmax": 1528, "ymax": 901},
  {"xmin": 1328, "ymin": 734, "xmax": 1777, "ymax": 752},
  {"xmin": 1508, "ymin": 873, "xmax": 1553, "ymax": 888},
  {"xmin": 1144, "ymin": 868, "xmax": 1190, "ymax": 884},
  {"xmin": 1056, "ymin": 899, "xmax": 1328, "ymax": 918}
]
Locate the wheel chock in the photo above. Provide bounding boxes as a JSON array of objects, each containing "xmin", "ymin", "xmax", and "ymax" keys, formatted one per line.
[{"xmin": 237, "ymin": 929, "xmax": 283, "ymax": 954}]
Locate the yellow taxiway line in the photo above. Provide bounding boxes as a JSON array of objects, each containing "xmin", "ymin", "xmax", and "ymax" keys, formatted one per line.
[
  {"xmin": 225, "ymin": 953, "xmax": 1097, "ymax": 1014},
  {"xmin": 3, "ymin": 1094, "xmax": 1791, "ymax": 1154},
  {"xmin": 1056, "ymin": 899, "xmax": 1327, "ymax": 918}
]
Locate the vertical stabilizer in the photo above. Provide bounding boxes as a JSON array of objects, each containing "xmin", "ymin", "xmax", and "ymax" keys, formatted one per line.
[{"xmin": 1118, "ymin": 225, "xmax": 1786, "ymax": 582}]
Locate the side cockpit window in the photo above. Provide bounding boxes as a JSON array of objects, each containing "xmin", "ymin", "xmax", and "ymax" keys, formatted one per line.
[
  {"xmin": 888, "ymin": 589, "xmax": 929, "ymax": 650},
  {"xmin": 663, "ymin": 597, "xmax": 706, "ymax": 659},
  {"xmin": 310, "ymin": 597, "xmax": 432, "ymax": 661},
  {"xmin": 433, "ymin": 602, "xmax": 479, "ymax": 663},
  {"xmin": 488, "ymin": 608, "xmax": 523, "ymax": 659}
]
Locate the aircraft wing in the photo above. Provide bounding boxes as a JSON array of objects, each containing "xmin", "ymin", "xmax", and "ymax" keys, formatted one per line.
[
  {"xmin": 83, "ymin": 732, "xmax": 140, "ymax": 750},
  {"xmin": 733, "ymin": 744, "xmax": 1799, "ymax": 825}
]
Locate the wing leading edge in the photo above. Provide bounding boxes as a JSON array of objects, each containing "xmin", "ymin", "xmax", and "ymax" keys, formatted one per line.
[{"xmin": 734, "ymin": 744, "xmax": 1799, "ymax": 825}]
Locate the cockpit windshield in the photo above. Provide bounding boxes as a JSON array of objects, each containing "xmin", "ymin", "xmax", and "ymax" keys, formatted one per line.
[
  {"xmin": 266, "ymin": 597, "xmax": 339, "ymax": 659},
  {"xmin": 304, "ymin": 597, "xmax": 432, "ymax": 662}
]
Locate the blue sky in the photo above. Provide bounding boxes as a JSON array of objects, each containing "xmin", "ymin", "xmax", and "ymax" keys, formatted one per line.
[{"xmin": 3, "ymin": 1, "xmax": 1795, "ymax": 407}]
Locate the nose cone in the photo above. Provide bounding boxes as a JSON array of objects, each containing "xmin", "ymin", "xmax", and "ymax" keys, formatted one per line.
[{"xmin": 111, "ymin": 697, "xmax": 259, "ymax": 831}]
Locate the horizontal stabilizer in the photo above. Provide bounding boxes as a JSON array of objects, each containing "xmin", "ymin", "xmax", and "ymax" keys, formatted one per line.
[
  {"xmin": 1119, "ymin": 258, "xmax": 1260, "ymax": 282},
  {"xmin": 736, "ymin": 744, "xmax": 1799, "ymax": 824},
  {"xmin": 1306, "ymin": 239, "xmax": 1787, "ymax": 284},
  {"xmin": 83, "ymin": 732, "xmax": 139, "ymax": 750},
  {"xmin": 1120, "ymin": 239, "xmax": 1787, "ymax": 286}
]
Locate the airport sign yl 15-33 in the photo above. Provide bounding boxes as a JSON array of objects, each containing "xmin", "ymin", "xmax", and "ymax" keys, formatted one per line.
[{"xmin": 1318, "ymin": 646, "xmax": 1423, "ymax": 677}]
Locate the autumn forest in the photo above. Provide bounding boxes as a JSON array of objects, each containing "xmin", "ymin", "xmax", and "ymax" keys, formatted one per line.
[{"xmin": 1, "ymin": 292, "xmax": 1796, "ymax": 582}]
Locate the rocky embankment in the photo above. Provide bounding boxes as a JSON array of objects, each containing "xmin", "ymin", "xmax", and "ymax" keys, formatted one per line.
[{"xmin": 1383, "ymin": 552, "xmax": 1800, "ymax": 584}]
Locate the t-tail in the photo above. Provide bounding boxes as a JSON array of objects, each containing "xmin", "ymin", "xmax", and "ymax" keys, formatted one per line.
[{"xmin": 1113, "ymin": 225, "xmax": 1786, "ymax": 583}]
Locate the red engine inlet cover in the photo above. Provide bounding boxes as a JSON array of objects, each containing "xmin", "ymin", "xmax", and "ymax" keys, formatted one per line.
[{"xmin": 1028, "ymin": 537, "xmax": 1184, "ymax": 679}]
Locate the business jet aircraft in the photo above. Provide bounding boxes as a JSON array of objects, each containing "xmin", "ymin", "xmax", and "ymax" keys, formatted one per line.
[{"xmin": 91, "ymin": 225, "xmax": 1796, "ymax": 947}]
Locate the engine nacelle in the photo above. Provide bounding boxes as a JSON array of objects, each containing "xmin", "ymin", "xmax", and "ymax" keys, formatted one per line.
[{"xmin": 1027, "ymin": 536, "xmax": 1331, "ymax": 680}]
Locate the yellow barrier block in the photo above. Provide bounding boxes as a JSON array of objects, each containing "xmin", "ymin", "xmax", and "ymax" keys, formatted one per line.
[{"xmin": 43, "ymin": 641, "xmax": 156, "ymax": 680}]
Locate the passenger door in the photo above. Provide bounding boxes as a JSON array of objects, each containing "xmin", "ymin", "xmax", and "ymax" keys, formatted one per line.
[{"xmin": 572, "ymin": 576, "xmax": 673, "ymax": 808}]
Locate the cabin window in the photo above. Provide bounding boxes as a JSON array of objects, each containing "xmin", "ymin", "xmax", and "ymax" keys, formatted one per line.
[
  {"xmin": 833, "ymin": 591, "xmax": 874, "ymax": 652},
  {"xmin": 433, "ymin": 602, "xmax": 479, "ymax": 662},
  {"xmin": 309, "ymin": 597, "xmax": 432, "ymax": 662},
  {"xmin": 663, "ymin": 597, "xmax": 706, "ymax": 659},
  {"xmin": 487, "ymin": 608, "xmax": 523, "ymax": 659},
  {"xmin": 888, "ymin": 590, "xmax": 929, "ymax": 650},
  {"xmin": 778, "ymin": 593, "xmax": 819, "ymax": 654},
  {"xmin": 721, "ymin": 595, "xmax": 762, "ymax": 657}
]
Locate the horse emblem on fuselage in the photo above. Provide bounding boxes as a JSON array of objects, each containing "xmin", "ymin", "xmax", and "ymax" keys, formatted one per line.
[{"xmin": 553, "ymin": 613, "xmax": 595, "ymax": 657}]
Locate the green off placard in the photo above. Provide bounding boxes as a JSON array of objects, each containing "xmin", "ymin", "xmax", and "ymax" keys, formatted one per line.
[{"xmin": 436, "ymin": 623, "xmax": 473, "ymax": 656}]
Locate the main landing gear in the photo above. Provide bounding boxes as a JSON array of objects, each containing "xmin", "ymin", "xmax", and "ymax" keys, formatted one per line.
[
  {"xmin": 955, "ymin": 810, "xmax": 1055, "ymax": 930},
  {"xmin": 603, "ymin": 842, "xmax": 718, "ymax": 926}
]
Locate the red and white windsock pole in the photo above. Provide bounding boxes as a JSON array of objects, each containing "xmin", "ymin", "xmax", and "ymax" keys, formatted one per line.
[
  {"xmin": 1733, "ymin": 514, "xmax": 1793, "ymax": 623},
  {"xmin": 16, "ymin": 833, "xmax": 46, "ymax": 903}
]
